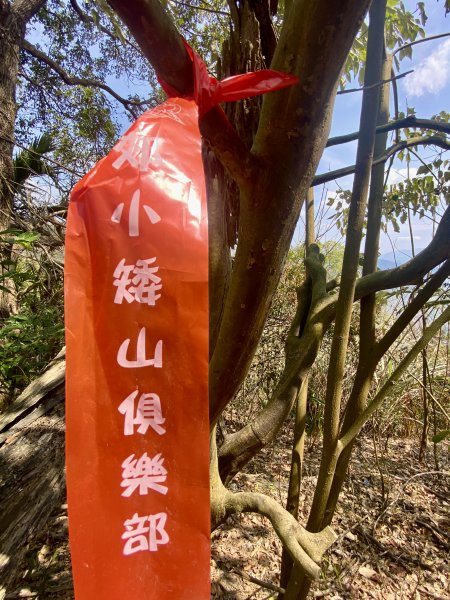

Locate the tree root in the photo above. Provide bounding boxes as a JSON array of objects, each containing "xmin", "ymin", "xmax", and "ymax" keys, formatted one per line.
[
  {"xmin": 219, "ymin": 488, "xmax": 336, "ymax": 580},
  {"xmin": 211, "ymin": 428, "xmax": 336, "ymax": 580}
]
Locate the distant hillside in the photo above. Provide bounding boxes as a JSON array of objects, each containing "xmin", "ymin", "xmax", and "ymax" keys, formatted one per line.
[{"xmin": 378, "ymin": 249, "xmax": 424, "ymax": 271}]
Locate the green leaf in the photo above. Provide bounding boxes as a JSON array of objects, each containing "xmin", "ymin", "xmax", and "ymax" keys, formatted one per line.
[
  {"xmin": 14, "ymin": 231, "xmax": 40, "ymax": 249},
  {"xmin": 399, "ymin": 45, "xmax": 412, "ymax": 61},
  {"xmin": 416, "ymin": 164, "xmax": 430, "ymax": 175},
  {"xmin": 0, "ymin": 228, "xmax": 24, "ymax": 236},
  {"xmin": 13, "ymin": 133, "xmax": 56, "ymax": 187},
  {"xmin": 417, "ymin": 2, "xmax": 427, "ymax": 25},
  {"xmin": 432, "ymin": 430, "xmax": 450, "ymax": 444}
]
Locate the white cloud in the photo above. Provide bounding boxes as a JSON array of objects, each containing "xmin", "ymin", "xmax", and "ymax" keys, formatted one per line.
[
  {"xmin": 386, "ymin": 167, "xmax": 418, "ymax": 185},
  {"xmin": 403, "ymin": 40, "xmax": 450, "ymax": 97},
  {"xmin": 379, "ymin": 217, "xmax": 433, "ymax": 254},
  {"xmin": 395, "ymin": 235, "xmax": 422, "ymax": 241}
]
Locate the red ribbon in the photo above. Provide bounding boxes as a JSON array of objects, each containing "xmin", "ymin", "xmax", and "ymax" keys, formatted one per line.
[{"xmin": 159, "ymin": 40, "xmax": 299, "ymax": 115}]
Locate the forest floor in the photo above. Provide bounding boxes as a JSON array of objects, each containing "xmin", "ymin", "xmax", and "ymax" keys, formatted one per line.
[{"xmin": 4, "ymin": 420, "xmax": 450, "ymax": 600}]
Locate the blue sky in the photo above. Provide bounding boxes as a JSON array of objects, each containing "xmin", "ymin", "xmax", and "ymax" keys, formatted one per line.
[
  {"xmin": 301, "ymin": 0, "xmax": 450, "ymax": 256},
  {"xmin": 91, "ymin": 1, "xmax": 447, "ymax": 259},
  {"xmin": 29, "ymin": 1, "xmax": 447, "ymax": 258}
]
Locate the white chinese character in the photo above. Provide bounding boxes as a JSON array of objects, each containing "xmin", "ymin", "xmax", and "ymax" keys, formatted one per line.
[
  {"xmin": 118, "ymin": 390, "xmax": 166, "ymax": 436},
  {"xmin": 112, "ymin": 132, "xmax": 157, "ymax": 171},
  {"xmin": 117, "ymin": 327, "xmax": 162, "ymax": 368},
  {"xmin": 151, "ymin": 104, "xmax": 184, "ymax": 124},
  {"xmin": 121, "ymin": 452, "xmax": 168, "ymax": 497},
  {"xmin": 122, "ymin": 512, "xmax": 169, "ymax": 555},
  {"xmin": 113, "ymin": 258, "xmax": 162, "ymax": 306},
  {"xmin": 111, "ymin": 189, "xmax": 161, "ymax": 237}
]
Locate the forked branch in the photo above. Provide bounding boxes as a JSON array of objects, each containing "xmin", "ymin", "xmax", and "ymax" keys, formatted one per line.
[
  {"xmin": 211, "ymin": 430, "xmax": 336, "ymax": 581},
  {"xmin": 326, "ymin": 115, "xmax": 450, "ymax": 148},
  {"xmin": 106, "ymin": 0, "xmax": 255, "ymax": 189},
  {"xmin": 315, "ymin": 135, "xmax": 450, "ymax": 186},
  {"xmin": 218, "ymin": 210, "xmax": 449, "ymax": 481},
  {"xmin": 223, "ymin": 491, "xmax": 336, "ymax": 581},
  {"xmin": 218, "ymin": 246, "xmax": 332, "ymax": 482},
  {"xmin": 339, "ymin": 303, "xmax": 450, "ymax": 450},
  {"xmin": 21, "ymin": 40, "xmax": 150, "ymax": 118}
]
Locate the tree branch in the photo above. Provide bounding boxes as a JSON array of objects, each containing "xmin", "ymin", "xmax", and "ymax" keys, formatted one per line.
[
  {"xmin": 355, "ymin": 204, "xmax": 450, "ymax": 297},
  {"xmin": 320, "ymin": 0, "xmax": 386, "ymax": 454},
  {"xmin": 210, "ymin": 427, "xmax": 335, "ymax": 582},
  {"xmin": 106, "ymin": 0, "xmax": 255, "ymax": 189},
  {"xmin": 326, "ymin": 116, "xmax": 450, "ymax": 148},
  {"xmin": 69, "ymin": 0, "xmax": 141, "ymax": 53},
  {"xmin": 107, "ymin": 0, "xmax": 193, "ymax": 94},
  {"xmin": 315, "ymin": 135, "xmax": 450, "ymax": 186},
  {"xmin": 222, "ymin": 490, "xmax": 336, "ymax": 581},
  {"xmin": 337, "ymin": 69, "xmax": 413, "ymax": 95},
  {"xmin": 393, "ymin": 31, "xmax": 450, "ymax": 57},
  {"xmin": 218, "ymin": 248, "xmax": 332, "ymax": 482},
  {"xmin": 12, "ymin": 0, "xmax": 45, "ymax": 21},
  {"xmin": 339, "ymin": 303, "xmax": 450, "ymax": 450},
  {"xmin": 21, "ymin": 40, "xmax": 154, "ymax": 118},
  {"xmin": 170, "ymin": 0, "xmax": 230, "ymax": 17},
  {"xmin": 375, "ymin": 259, "xmax": 450, "ymax": 360}
]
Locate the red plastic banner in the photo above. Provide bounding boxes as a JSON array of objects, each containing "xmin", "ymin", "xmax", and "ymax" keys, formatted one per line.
[
  {"xmin": 65, "ymin": 97, "xmax": 210, "ymax": 598},
  {"xmin": 159, "ymin": 40, "xmax": 299, "ymax": 115},
  {"xmin": 65, "ymin": 42, "xmax": 298, "ymax": 599}
]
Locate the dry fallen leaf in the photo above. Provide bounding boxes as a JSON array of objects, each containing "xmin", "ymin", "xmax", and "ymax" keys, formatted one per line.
[{"xmin": 359, "ymin": 565, "xmax": 378, "ymax": 580}]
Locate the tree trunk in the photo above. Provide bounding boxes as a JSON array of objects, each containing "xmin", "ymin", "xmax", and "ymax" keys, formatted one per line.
[
  {"xmin": 0, "ymin": 348, "xmax": 66, "ymax": 592},
  {"xmin": 279, "ymin": 190, "xmax": 315, "ymax": 592},
  {"xmin": 0, "ymin": 0, "xmax": 46, "ymax": 318},
  {"xmin": 418, "ymin": 320, "xmax": 429, "ymax": 462},
  {"xmin": 0, "ymin": 2, "xmax": 23, "ymax": 318},
  {"xmin": 0, "ymin": 406, "xmax": 65, "ymax": 594}
]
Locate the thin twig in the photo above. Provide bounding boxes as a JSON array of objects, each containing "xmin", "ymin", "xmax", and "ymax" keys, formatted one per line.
[
  {"xmin": 233, "ymin": 567, "xmax": 286, "ymax": 594},
  {"xmin": 170, "ymin": 0, "xmax": 230, "ymax": 17},
  {"xmin": 403, "ymin": 367, "xmax": 450, "ymax": 422},
  {"xmin": 337, "ymin": 70, "xmax": 413, "ymax": 95},
  {"xmin": 22, "ymin": 40, "xmax": 155, "ymax": 118},
  {"xmin": 393, "ymin": 32, "xmax": 450, "ymax": 57},
  {"xmin": 69, "ymin": 0, "xmax": 142, "ymax": 53}
]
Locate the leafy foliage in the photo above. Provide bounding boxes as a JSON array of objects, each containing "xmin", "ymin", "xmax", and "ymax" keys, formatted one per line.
[
  {"xmin": 327, "ymin": 123, "xmax": 450, "ymax": 238},
  {"xmin": 0, "ymin": 230, "xmax": 64, "ymax": 403},
  {"xmin": 432, "ymin": 429, "xmax": 450, "ymax": 443},
  {"xmin": 16, "ymin": 0, "xmax": 154, "ymax": 196},
  {"xmin": 384, "ymin": 158, "xmax": 450, "ymax": 232},
  {"xmin": 342, "ymin": 0, "xmax": 425, "ymax": 87},
  {"xmin": 168, "ymin": 0, "xmax": 230, "ymax": 74},
  {"xmin": 13, "ymin": 133, "xmax": 56, "ymax": 189}
]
